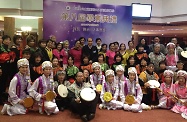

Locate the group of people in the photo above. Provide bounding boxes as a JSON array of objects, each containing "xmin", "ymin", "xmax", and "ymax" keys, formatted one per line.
[{"xmin": 0, "ymin": 34, "xmax": 187, "ymax": 121}]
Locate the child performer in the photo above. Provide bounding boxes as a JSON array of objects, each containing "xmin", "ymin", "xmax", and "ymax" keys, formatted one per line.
[
  {"xmin": 166, "ymin": 42, "xmax": 178, "ymax": 72},
  {"xmin": 90, "ymin": 62, "xmax": 105, "ymax": 103},
  {"xmin": 1, "ymin": 58, "xmax": 31, "ymax": 116},
  {"xmin": 157, "ymin": 70, "xmax": 175, "ymax": 109},
  {"xmin": 120, "ymin": 67, "xmax": 143, "ymax": 112},
  {"xmin": 28, "ymin": 61, "xmax": 59, "ymax": 115},
  {"xmin": 171, "ymin": 70, "xmax": 187, "ymax": 119},
  {"xmin": 90, "ymin": 62, "xmax": 105, "ymax": 91},
  {"xmin": 115, "ymin": 65, "xmax": 127, "ymax": 100},
  {"xmin": 99, "ymin": 69, "xmax": 123, "ymax": 110},
  {"xmin": 115, "ymin": 65, "xmax": 126, "ymax": 84}
]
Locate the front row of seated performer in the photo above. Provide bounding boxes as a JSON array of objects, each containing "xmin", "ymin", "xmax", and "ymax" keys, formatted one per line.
[
  {"xmin": 1, "ymin": 59, "xmax": 59, "ymax": 116},
  {"xmin": 99, "ymin": 67, "xmax": 143, "ymax": 112},
  {"xmin": 28, "ymin": 61, "xmax": 59, "ymax": 115},
  {"xmin": 1, "ymin": 58, "xmax": 31, "ymax": 116},
  {"xmin": 1, "ymin": 58, "xmax": 187, "ymax": 120},
  {"xmin": 68, "ymin": 72, "xmax": 97, "ymax": 122}
]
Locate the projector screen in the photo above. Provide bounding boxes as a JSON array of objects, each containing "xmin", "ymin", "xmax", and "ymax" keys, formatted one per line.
[{"xmin": 132, "ymin": 3, "xmax": 152, "ymax": 19}]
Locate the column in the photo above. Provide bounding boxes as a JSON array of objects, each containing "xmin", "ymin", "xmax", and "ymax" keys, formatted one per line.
[
  {"xmin": 133, "ymin": 32, "xmax": 139, "ymax": 47},
  {"xmin": 38, "ymin": 18, "xmax": 43, "ymax": 40},
  {"xmin": 4, "ymin": 17, "xmax": 15, "ymax": 39}
]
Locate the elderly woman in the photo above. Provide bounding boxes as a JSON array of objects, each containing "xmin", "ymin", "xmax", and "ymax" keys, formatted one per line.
[
  {"xmin": 149, "ymin": 43, "xmax": 165, "ymax": 74},
  {"xmin": 61, "ymin": 40, "xmax": 69, "ymax": 70}
]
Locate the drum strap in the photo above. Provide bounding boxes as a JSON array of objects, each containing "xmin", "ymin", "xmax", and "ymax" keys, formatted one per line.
[
  {"xmin": 37, "ymin": 76, "xmax": 44, "ymax": 112},
  {"xmin": 92, "ymin": 74, "xmax": 103, "ymax": 86},
  {"xmin": 104, "ymin": 82, "xmax": 116, "ymax": 96},
  {"xmin": 15, "ymin": 73, "xmax": 30, "ymax": 97},
  {"xmin": 104, "ymin": 82, "xmax": 107, "ymax": 92},
  {"xmin": 124, "ymin": 82, "xmax": 138, "ymax": 97},
  {"xmin": 15, "ymin": 74, "xmax": 21, "ymax": 98},
  {"xmin": 124, "ymin": 82, "xmax": 128, "ymax": 96},
  {"xmin": 37, "ymin": 76, "xmax": 43, "ymax": 94}
]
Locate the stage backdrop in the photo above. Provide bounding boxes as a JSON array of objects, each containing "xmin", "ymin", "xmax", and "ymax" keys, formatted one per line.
[{"xmin": 43, "ymin": 0, "xmax": 132, "ymax": 47}]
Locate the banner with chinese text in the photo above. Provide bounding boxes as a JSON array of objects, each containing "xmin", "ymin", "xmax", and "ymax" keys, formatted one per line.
[{"xmin": 43, "ymin": 0, "xmax": 132, "ymax": 47}]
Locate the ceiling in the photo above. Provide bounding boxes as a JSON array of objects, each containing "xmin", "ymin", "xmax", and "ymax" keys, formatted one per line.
[{"xmin": 132, "ymin": 21, "xmax": 187, "ymax": 37}]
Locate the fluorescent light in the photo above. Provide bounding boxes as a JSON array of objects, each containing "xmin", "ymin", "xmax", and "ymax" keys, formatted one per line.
[
  {"xmin": 21, "ymin": 26, "xmax": 32, "ymax": 31},
  {"xmin": 6, "ymin": 16, "xmax": 41, "ymax": 19}
]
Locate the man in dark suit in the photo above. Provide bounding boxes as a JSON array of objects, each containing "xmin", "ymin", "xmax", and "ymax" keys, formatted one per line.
[{"xmin": 82, "ymin": 38, "xmax": 98, "ymax": 63}]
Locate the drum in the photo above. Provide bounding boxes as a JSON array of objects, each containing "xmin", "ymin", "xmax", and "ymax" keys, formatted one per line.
[
  {"xmin": 147, "ymin": 80, "xmax": 160, "ymax": 88},
  {"xmin": 103, "ymin": 92, "xmax": 112, "ymax": 102},
  {"xmin": 125, "ymin": 95, "xmax": 135, "ymax": 105},
  {"xmin": 46, "ymin": 91, "xmax": 55, "ymax": 101},
  {"xmin": 58, "ymin": 84, "xmax": 68, "ymax": 98},
  {"xmin": 44, "ymin": 101, "xmax": 57, "ymax": 111},
  {"xmin": 80, "ymin": 88, "xmax": 96, "ymax": 104},
  {"xmin": 23, "ymin": 97, "xmax": 34, "ymax": 108},
  {"xmin": 96, "ymin": 84, "xmax": 102, "ymax": 91},
  {"xmin": 181, "ymin": 51, "xmax": 187, "ymax": 58},
  {"xmin": 147, "ymin": 80, "xmax": 160, "ymax": 105}
]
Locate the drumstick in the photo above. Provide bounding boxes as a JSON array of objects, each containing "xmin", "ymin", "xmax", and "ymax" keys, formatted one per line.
[
  {"xmin": 166, "ymin": 91, "xmax": 184, "ymax": 104},
  {"xmin": 156, "ymin": 87, "xmax": 182, "ymax": 102}
]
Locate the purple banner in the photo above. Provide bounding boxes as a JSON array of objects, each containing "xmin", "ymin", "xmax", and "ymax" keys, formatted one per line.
[{"xmin": 43, "ymin": 0, "xmax": 132, "ymax": 47}]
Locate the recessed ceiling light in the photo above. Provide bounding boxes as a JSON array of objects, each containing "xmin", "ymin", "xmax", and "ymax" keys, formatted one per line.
[{"xmin": 162, "ymin": 34, "xmax": 164, "ymax": 35}]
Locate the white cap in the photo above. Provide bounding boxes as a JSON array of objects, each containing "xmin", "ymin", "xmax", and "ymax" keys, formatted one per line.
[
  {"xmin": 177, "ymin": 70, "xmax": 187, "ymax": 79},
  {"xmin": 17, "ymin": 58, "xmax": 29, "ymax": 68},
  {"xmin": 128, "ymin": 67, "xmax": 137, "ymax": 74},
  {"xmin": 42, "ymin": 61, "xmax": 52, "ymax": 69},
  {"xmin": 166, "ymin": 42, "xmax": 175, "ymax": 48},
  {"xmin": 105, "ymin": 69, "xmax": 114, "ymax": 77},
  {"xmin": 116, "ymin": 65, "xmax": 124, "ymax": 72},
  {"xmin": 92, "ymin": 62, "xmax": 101, "ymax": 69},
  {"xmin": 163, "ymin": 70, "xmax": 174, "ymax": 77}
]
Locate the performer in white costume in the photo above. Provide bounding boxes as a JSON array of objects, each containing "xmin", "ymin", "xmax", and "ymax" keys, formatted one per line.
[
  {"xmin": 115, "ymin": 65, "xmax": 127, "ymax": 93},
  {"xmin": 1, "ymin": 58, "xmax": 31, "ymax": 116},
  {"xmin": 120, "ymin": 67, "xmax": 143, "ymax": 112},
  {"xmin": 99, "ymin": 69, "xmax": 123, "ymax": 110},
  {"xmin": 28, "ymin": 61, "xmax": 59, "ymax": 115},
  {"xmin": 90, "ymin": 62, "xmax": 105, "ymax": 91}
]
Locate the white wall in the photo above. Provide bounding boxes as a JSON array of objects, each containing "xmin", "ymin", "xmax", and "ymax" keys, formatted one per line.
[
  {"xmin": 60, "ymin": 0, "xmax": 163, "ymax": 17},
  {"xmin": 0, "ymin": 0, "xmax": 21, "ymax": 9},
  {"xmin": 162, "ymin": 0, "xmax": 187, "ymax": 16}
]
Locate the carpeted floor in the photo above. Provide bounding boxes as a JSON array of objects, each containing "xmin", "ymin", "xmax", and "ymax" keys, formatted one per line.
[{"xmin": 0, "ymin": 105, "xmax": 186, "ymax": 122}]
